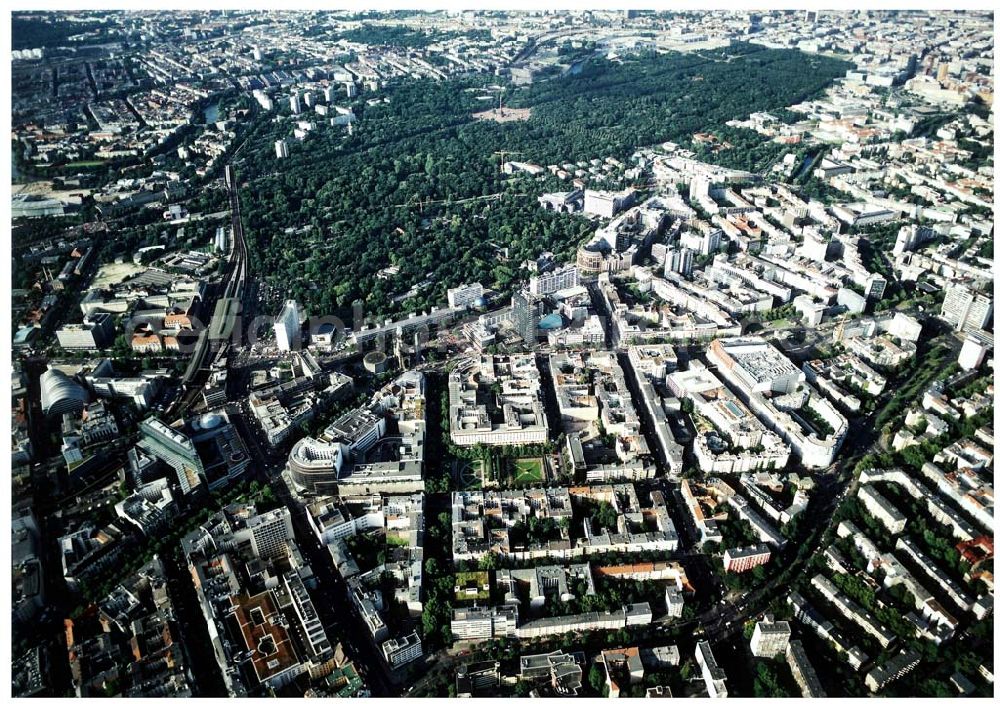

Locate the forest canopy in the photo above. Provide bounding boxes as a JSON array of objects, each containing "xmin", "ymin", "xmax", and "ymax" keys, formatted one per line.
[
  {"xmin": 12, "ymin": 14, "xmax": 112, "ymax": 50},
  {"xmin": 337, "ymin": 24, "xmax": 492, "ymax": 48},
  {"xmin": 237, "ymin": 43, "xmax": 848, "ymax": 320}
]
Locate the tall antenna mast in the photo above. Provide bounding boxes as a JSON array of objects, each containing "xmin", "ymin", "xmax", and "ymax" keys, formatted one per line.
[{"xmin": 491, "ymin": 85, "xmax": 505, "ymax": 118}]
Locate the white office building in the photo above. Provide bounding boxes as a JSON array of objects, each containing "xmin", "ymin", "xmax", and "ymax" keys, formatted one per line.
[
  {"xmin": 958, "ymin": 333, "xmax": 991, "ymax": 370},
  {"xmin": 888, "ymin": 313, "xmax": 922, "ymax": 343},
  {"xmin": 451, "ymin": 605, "xmax": 519, "ymax": 640},
  {"xmin": 382, "ymin": 631, "xmax": 422, "ymax": 669},
  {"xmin": 681, "ymin": 227, "xmax": 722, "ymax": 256},
  {"xmin": 274, "ymin": 300, "xmax": 301, "ymax": 352},
  {"xmin": 252, "ymin": 90, "xmax": 273, "ymax": 110},
  {"xmin": 447, "ymin": 282, "xmax": 484, "ymax": 309},
  {"xmin": 56, "ymin": 313, "xmax": 114, "ymax": 350},
  {"xmin": 583, "ymin": 189, "xmax": 634, "ymax": 219},
  {"xmin": 529, "ymin": 265, "xmax": 580, "ymax": 296}
]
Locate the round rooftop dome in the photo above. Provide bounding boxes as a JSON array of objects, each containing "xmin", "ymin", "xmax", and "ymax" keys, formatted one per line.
[
  {"xmin": 191, "ymin": 411, "xmax": 224, "ymax": 431},
  {"xmin": 364, "ymin": 350, "xmax": 389, "ymax": 374},
  {"xmin": 539, "ymin": 313, "xmax": 565, "ymax": 331}
]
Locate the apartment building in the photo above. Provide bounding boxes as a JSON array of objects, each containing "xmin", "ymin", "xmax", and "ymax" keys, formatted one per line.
[
  {"xmin": 858, "ymin": 484, "xmax": 907, "ymax": 534},
  {"xmin": 865, "ymin": 650, "xmax": 921, "ymax": 692},
  {"xmin": 695, "ymin": 641, "xmax": 728, "ymax": 698},
  {"xmin": 728, "ymin": 495, "xmax": 787, "ymax": 548},
  {"xmin": 750, "ymin": 615, "xmax": 792, "ymax": 657},
  {"xmin": 787, "ymin": 591, "xmax": 869, "ymax": 671},
  {"xmin": 940, "ymin": 284, "xmax": 993, "ymax": 333},
  {"xmin": 515, "ymin": 603, "xmax": 652, "ymax": 639},
  {"xmin": 786, "ymin": 640, "xmax": 826, "ymax": 697},
  {"xmin": 723, "ymin": 544, "xmax": 771, "ymax": 573},
  {"xmin": 810, "ymin": 574, "xmax": 896, "ymax": 649}
]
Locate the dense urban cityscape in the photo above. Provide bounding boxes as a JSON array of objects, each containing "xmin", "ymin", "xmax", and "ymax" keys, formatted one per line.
[{"xmin": 7, "ymin": 8, "xmax": 995, "ymax": 699}]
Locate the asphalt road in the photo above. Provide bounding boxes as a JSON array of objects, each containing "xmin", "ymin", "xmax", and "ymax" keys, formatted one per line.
[{"xmin": 270, "ymin": 478, "xmax": 402, "ymax": 697}]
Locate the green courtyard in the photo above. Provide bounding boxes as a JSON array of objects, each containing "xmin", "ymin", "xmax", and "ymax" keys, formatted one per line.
[{"xmin": 512, "ymin": 457, "xmax": 545, "ymax": 486}]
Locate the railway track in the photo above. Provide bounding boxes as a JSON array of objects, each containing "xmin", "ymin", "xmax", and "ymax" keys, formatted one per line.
[{"xmin": 166, "ymin": 163, "xmax": 249, "ymax": 421}]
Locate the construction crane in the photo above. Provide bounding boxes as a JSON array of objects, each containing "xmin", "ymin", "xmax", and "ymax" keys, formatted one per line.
[{"xmin": 493, "ymin": 150, "xmax": 523, "ymax": 175}]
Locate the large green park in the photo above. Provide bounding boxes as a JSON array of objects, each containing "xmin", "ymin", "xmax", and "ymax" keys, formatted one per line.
[{"xmin": 236, "ymin": 43, "xmax": 848, "ymax": 319}]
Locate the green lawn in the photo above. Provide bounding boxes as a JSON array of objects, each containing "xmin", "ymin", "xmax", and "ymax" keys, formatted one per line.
[
  {"xmin": 513, "ymin": 457, "xmax": 544, "ymax": 485},
  {"xmin": 453, "ymin": 571, "xmax": 490, "ymax": 602},
  {"xmin": 386, "ymin": 534, "xmax": 410, "ymax": 547},
  {"xmin": 457, "ymin": 460, "xmax": 483, "ymax": 489}
]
